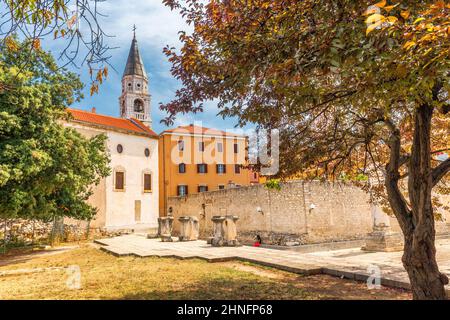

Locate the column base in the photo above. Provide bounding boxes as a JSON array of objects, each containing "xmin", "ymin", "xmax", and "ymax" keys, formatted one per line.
[{"xmin": 362, "ymin": 225, "xmax": 404, "ymax": 252}]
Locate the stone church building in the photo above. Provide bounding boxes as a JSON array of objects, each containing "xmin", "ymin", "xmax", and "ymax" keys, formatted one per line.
[{"xmin": 65, "ymin": 34, "xmax": 159, "ymax": 233}]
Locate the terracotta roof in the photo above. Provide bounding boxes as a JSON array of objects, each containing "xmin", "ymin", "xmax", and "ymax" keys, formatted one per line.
[
  {"xmin": 67, "ymin": 108, "xmax": 158, "ymax": 138},
  {"xmin": 162, "ymin": 125, "xmax": 245, "ymax": 137}
]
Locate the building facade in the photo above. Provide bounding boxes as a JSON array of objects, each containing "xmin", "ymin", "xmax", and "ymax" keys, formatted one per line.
[
  {"xmin": 64, "ymin": 34, "xmax": 159, "ymax": 232},
  {"xmin": 65, "ymin": 110, "xmax": 159, "ymax": 231},
  {"xmin": 158, "ymin": 125, "xmax": 257, "ymax": 216}
]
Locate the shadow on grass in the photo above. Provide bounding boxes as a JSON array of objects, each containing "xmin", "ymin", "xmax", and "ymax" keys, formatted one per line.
[
  {"xmin": 119, "ymin": 274, "xmax": 410, "ymax": 300},
  {"xmin": 120, "ymin": 277, "xmax": 317, "ymax": 300},
  {"xmin": 0, "ymin": 246, "xmax": 75, "ymax": 267}
]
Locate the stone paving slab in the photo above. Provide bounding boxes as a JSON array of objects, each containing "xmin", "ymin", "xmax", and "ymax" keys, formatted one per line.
[{"xmin": 95, "ymin": 235, "xmax": 450, "ymax": 294}]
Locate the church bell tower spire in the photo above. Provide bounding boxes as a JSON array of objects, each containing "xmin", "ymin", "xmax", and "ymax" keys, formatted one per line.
[{"xmin": 119, "ymin": 27, "xmax": 152, "ymax": 128}]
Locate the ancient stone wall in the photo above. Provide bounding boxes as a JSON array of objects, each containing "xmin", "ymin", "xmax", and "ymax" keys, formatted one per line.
[
  {"xmin": 168, "ymin": 181, "xmax": 371, "ymax": 245},
  {"xmin": 0, "ymin": 219, "xmax": 132, "ymax": 247},
  {"xmin": 167, "ymin": 180, "xmax": 450, "ymax": 245}
]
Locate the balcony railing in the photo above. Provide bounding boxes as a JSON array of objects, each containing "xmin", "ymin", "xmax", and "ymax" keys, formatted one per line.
[{"xmin": 133, "ymin": 112, "xmax": 147, "ymax": 121}]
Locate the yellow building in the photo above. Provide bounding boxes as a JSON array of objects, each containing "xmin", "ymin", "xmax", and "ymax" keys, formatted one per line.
[{"xmin": 159, "ymin": 124, "xmax": 259, "ymax": 215}]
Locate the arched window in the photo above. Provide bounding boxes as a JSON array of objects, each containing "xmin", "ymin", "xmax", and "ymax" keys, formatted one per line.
[{"xmin": 134, "ymin": 99, "xmax": 144, "ymax": 113}]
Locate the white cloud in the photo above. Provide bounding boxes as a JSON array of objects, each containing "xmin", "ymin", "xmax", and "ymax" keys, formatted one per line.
[{"xmin": 97, "ymin": 0, "xmax": 193, "ymax": 51}]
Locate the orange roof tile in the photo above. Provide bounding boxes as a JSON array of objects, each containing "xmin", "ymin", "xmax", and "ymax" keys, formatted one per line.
[
  {"xmin": 67, "ymin": 108, "xmax": 158, "ymax": 138},
  {"xmin": 162, "ymin": 125, "xmax": 245, "ymax": 137}
]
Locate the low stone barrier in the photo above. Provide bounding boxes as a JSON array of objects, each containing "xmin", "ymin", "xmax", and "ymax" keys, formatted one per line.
[{"xmin": 0, "ymin": 219, "xmax": 126, "ymax": 247}]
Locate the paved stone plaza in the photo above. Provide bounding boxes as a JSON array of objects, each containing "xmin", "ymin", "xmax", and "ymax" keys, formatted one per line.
[{"xmin": 96, "ymin": 235, "xmax": 450, "ymax": 294}]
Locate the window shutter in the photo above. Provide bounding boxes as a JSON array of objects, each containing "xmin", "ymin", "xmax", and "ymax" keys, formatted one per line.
[
  {"xmin": 205, "ymin": 164, "xmax": 208, "ymax": 173},
  {"xmin": 205, "ymin": 186, "xmax": 209, "ymax": 192},
  {"xmin": 177, "ymin": 186, "xmax": 180, "ymax": 196},
  {"xmin": 216, "ymin": 164, "xmax": 219, "ymax": 173},
  {"xmin": 115, "ymin": 172, "xmax": 124, "ymax": 190},
  {"xmin": 197, "ymin": 164, "xmax": 200, "ymax": 173},
  {"xmin": 234, "ymin": 143, "xmax": 238, "ymax": 153},
  {"xmin": 185, "ymin": 185, "xmax": 188, "ymax": 195},
  {"xmin": 144, "ymin": 174, "xmax": 151, "ymax": 191},
  {"xmin": 223, "ymin": 164, "xmax": 227, "ymax": 174},
  {"xmin": 197, "ymin": 186, "xmax": 201, "ymax": 193}
]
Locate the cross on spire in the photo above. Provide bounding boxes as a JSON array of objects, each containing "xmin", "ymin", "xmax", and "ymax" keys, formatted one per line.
[{"xmin": 133, "ymin": 24, "xmax": 137, "ymax": 39}]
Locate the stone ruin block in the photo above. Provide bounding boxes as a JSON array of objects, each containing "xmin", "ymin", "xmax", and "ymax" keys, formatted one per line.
[
  {"xmin": 209, "ymin": 215, "xmax": 240, "ymax": 247},
  {"xmin": 157, "ymin": 216, "xmax": 174, "ymax": 242},
  {"xmin": 363, "ymin": 224, "xmax": 404, "ymax": 252},
  {"xmin": 178, "ymin": 216, "xmax": 199, "ymax": 241}
]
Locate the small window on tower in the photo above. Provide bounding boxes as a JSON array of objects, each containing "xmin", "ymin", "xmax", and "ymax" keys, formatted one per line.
[{"xmin": 134, "ymin": 99, "xmax": 144, "ymax": 113}]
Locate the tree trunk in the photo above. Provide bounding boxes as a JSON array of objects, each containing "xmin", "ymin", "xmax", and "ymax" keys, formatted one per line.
[
  {"xmin": 403, "ymin": 231, "xmax": 447, "ymax": 299},
  {"xmin": 385, "ymin": 103, "xmax": 448, "ymax": 300},
  {"xmin": 405, "ymin": 104, "xmax": 448, "ymax": 299}
]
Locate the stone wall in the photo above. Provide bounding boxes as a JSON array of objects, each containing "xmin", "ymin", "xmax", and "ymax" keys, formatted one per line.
[
  {"xmin": 168, "ymin": 181, "xmax": 373, "ymax": 245},
  {"xmin": 0, "ymin": 219, "xmax": 132, "ymax": 246},
  {"xmin": 167, "ymin": 180, "xmax": 450, "ymax": 245}
]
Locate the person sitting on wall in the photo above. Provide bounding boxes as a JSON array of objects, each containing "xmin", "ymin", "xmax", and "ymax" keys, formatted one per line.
[{"xmin": 253, "ymin": 235, "xmax": 262, "ymax": 247}]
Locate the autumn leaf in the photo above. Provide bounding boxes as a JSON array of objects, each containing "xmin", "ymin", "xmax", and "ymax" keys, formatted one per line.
[
  {"xmin": 32, "ymin": 38, "xmax": 41, "ymax": 50},
  {"xmin": 374, "ymin": 0, "xmax": 387, "ymax": 8},
  {"xmin": 6, "ymin": 39, "xmax": 18, "ymax": 52},
  {"xmin": 386, "ymin": 16, "xmax": 398, "ymax": 24},
  {"xmin": 365, "ymin": 14, "xmax": 385, "ymax": 25},
  {"xmin": 401, "ymin": 10, "xmax": 410, "ymax": 19},
  {"xmin": 403, "ymin": 40, "xmax": 416, "ymax": 50},
  {"xmin": 414, "ymin": 17, "xmax": 425, "ymax": 24},
  {"xmin": 384, "ymin": 4, "xmax": 399, "ymax": 13},
  {"xmin": 363, "ymin": 7, "xmax": 380, "ymax": 16}
]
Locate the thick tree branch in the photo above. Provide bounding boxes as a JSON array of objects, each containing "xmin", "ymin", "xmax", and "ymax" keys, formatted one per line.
[
  {"xmin": 384, "ymin": 119, "xmax": 412, "ymax": 233},
  {"xmin": 432, "ymin": 158, "xmax": 450, "ymax": 187}
]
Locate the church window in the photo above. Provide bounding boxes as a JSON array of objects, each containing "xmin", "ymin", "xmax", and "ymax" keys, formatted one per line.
[
  {"xmin": 115, "ymin": 171, "xmax": 125, "ymax": 191},
  {"xmin": 134, "ymin": 99, "xmax": 144, "ymax": 113},
  {"xmin": 143, "ymin": 173, "xmax": 152, "ymax": 193},
  {"xmin": 117, "ymin": 144, "xmax": 123, "ymax": 154},
  {"xmin": 144, "ymin": 148, "xmax": 150, "ymax": 157}
]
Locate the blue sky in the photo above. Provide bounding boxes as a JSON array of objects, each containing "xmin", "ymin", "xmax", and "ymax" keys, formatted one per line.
[{"xmin": 43, "ymin": 0, "xmax": 247, "ymax": 134}]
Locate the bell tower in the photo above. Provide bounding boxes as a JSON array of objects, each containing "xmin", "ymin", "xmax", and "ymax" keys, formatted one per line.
[{"xmin": 119, "ymin": 27, "xmax": 152, "ymax": 128}]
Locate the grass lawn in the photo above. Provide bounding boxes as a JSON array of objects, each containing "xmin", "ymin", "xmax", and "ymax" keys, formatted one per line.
[{"xmin": 0, "ymin": 244, "xmax": 411, "ymax": 300}]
